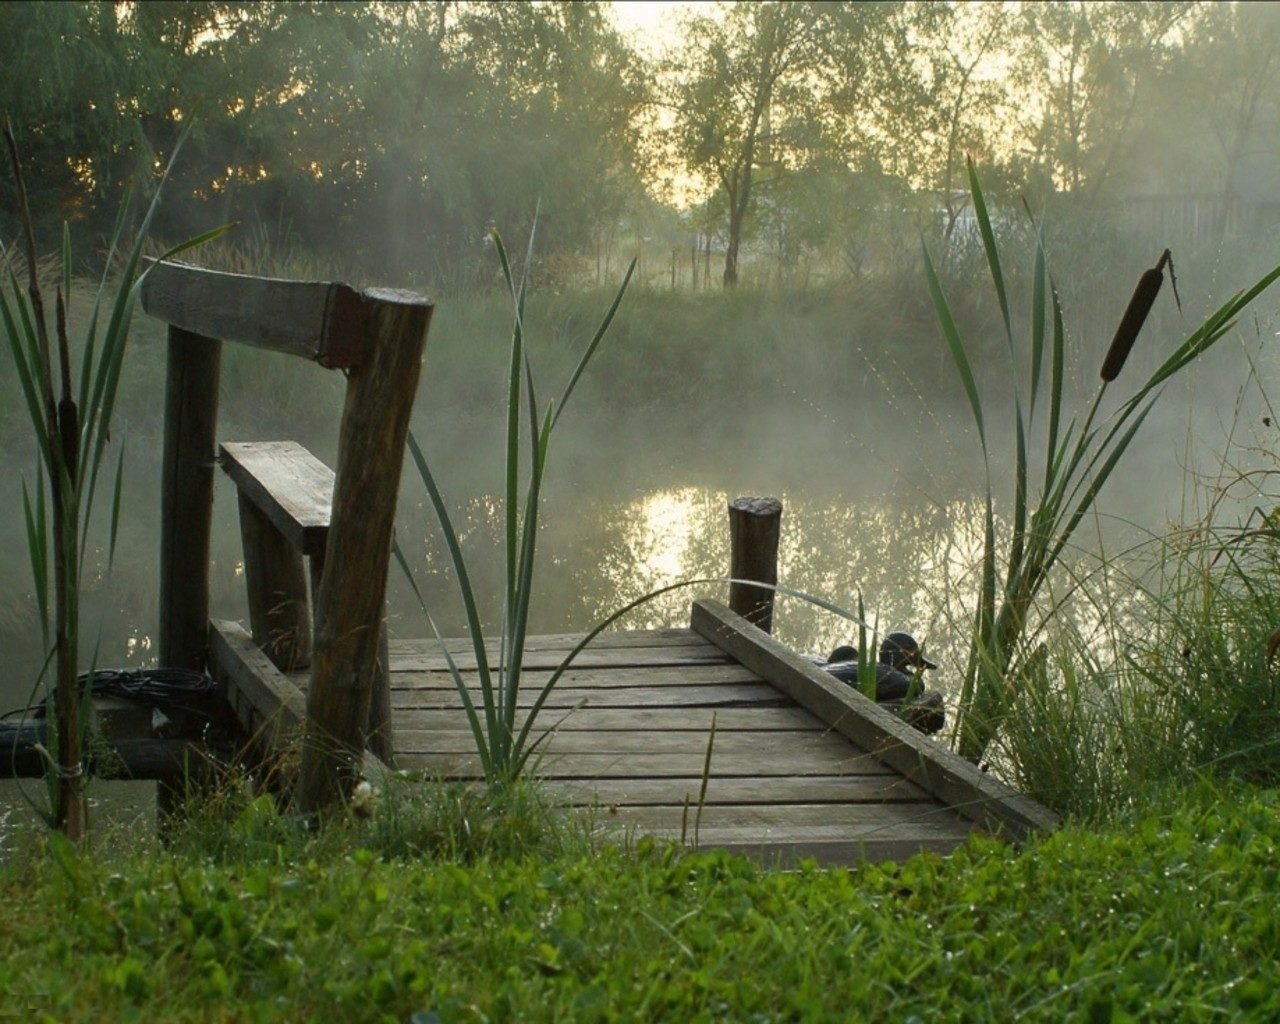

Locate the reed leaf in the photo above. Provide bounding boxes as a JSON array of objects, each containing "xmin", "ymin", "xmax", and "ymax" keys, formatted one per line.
[
  {"xmin": 405, "ymin": 431, "xmax": 499, "ymax": 745},
  {"xmin": 967, "ymin": 156, "xmax": 1012, "ymax": 350},
  {"xmin": 931, "ymin": 166, "xmax": 1280, "ymax": 763}
]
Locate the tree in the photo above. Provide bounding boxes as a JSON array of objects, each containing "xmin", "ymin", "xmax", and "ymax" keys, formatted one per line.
[
  {"xmin": 1011, "ymin": 1, "xmax": 1195, "ymax": 202},
  {"xmin": 665, "ymin": 1, "xmax": 828, "ymax": 287}
]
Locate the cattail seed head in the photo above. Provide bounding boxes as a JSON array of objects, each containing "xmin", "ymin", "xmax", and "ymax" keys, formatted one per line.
[{"xmin": 1101, "ymin": 263, "xmax": 1165, "ymax": 382}]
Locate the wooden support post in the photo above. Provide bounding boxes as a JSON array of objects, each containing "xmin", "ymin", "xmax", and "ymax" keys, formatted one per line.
[
  {"xmin": 308, "ymin": 548, "xmax": 395, "ymax": 766},
  {"xmin": 237, "ymin": 492, "xmax": 312, "ymax": 672},
  {"xmin": 159, "ymin": 327, "xmax": 222, "ymax": 672},
  {"xmin": 728, "ymin": 496, "xmax": 782, "ymax": 634},
  {"xmin": 297, "ymin": 290, "xmax": 430, "ymax": 813}
]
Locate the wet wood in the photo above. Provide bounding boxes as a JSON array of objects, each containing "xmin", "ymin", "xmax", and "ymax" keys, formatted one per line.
[
  {"xmin": 691, "ymin": 599, "xmax": 1061, "ymax": 839},
  {"xmin": 298, "ymin": 289, "xmax": 431, "ymax": 812},
  {"xmin": 159, "ymin": 326, "xmax": 222, "ymax": 672},
  {"xmin": 728, "ymin": 496, "xmax": 782, "ymax": 632},
  {"xmin": 236, "ymin": 491, "xmax": 312, "ymax": 672},
  {"xmin": 220, "ymin": 441, "xmax": 334, "ymax": 556},
  {"xmin": 140, "ymin": 260, "xmax": 375, "ymax": 369}
]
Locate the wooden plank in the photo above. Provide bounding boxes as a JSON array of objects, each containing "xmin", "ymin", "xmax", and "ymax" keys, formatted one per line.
[
  {"xmin": 208, "ymin": 619, "xmax": 307, "ymax": 754},
  {"xmin": 299, "ymin": 290, "xmax": 432, "ymax": 811},
  {"xmin": 638, "ymin": 828, "xmax": 973, "ymax": 866},
  {"xmin": 209, "ymin": 619, "xmax": 384, "ymax": 781},
  {"xmin": 140, "ymin": 260, "xmax": 385, "ymax": 369},
  {"xmin": 391, "ymin": 728, "xmax": 866, "ymax": 758},
  {"xmin": 388, "ymin": 628, "xmax": 710, "ymax": 654},
  {"xmin": 159, "ymin": 326, "xmax": 222, "ymax": 672},
  {"xmin": 387, "ymin": 663, "xmax": 762, "ymax": 689},
  {"xmin": 389, "ymin": 645, "xmax": 729, "ymax": 672},
  {"xmin": 394, "ymin": 748, "xmax": 894, "ymax": 777},
  {"xmin": 392, "ymin": 706, "xmax": 829, "ymax": 732},
  {"xmin": 220, "ymin": 441, "xmax": 334, "ymax": 556},
  {"xmin": 545, "ymin": 775, "xmax": 931, "ymax": 806},
  {"xmin": 691, "ymin": 599, "xmax": 1061, "ymax": 839},
  {"xmin": 610, "ymin": 801, "xmax": 970, "ymax": 831},
  {"xmin": 387, "ymin": 683, "xmax": 796, "ymax": 710}
]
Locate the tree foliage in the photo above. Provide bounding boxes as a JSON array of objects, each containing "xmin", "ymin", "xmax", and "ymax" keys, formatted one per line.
[{"xmin": 1, "ymin": 1, "xmax": 1276, "ymax": 288}]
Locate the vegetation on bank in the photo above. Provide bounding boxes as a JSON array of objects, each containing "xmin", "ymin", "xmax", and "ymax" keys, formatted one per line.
[{"xmin": 2, "ymin": 779, "xmax": 1278, "ymax": 1021}]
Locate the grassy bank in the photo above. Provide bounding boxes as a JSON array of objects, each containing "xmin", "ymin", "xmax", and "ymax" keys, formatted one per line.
[{"xmin": 2, "ymin": 780, "xmax": 1278, "ymax": 1021}]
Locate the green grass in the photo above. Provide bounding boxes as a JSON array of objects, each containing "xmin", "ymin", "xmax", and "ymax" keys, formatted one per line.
[{"xmin": 2, "ymin": 780, "xmax": 1279, "ymax": 1021}]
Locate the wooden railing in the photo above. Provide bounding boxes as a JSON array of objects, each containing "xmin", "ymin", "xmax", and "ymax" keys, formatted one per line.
[{"xmin": 140, "ymin": 260, "xmax": 432, "ymax": 811}]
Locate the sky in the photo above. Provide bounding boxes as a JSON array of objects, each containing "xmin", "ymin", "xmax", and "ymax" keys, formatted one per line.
[{"xmin": 608, "ymin": 1, "xmax": 703, "ymax": 56}]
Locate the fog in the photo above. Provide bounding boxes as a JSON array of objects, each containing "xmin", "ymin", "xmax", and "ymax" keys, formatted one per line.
[{"xmin": 2, "ymin": 1, "xmax": 1280, "ymax": 722}]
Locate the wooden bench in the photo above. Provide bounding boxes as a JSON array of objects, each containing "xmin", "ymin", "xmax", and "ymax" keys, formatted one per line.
[{"xmin": 140, "ymin": 261, "xmax": 432, "ymax": 811}]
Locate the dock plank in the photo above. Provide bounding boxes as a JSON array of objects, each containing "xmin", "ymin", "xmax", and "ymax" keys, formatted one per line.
[
  {"xmin": 393, "ymin": 706, "xmax": 829, "ymax": 732},
  {"xmin": 392, "ymin": 728, "xmax": 863, "ymax": 758},
  {"xmin": 546, "ymin": 775, "xmax": 930, "ymax": 806},
  {"xmin": 394, "ymin": 749, "xmax": 894, "ymax": 778},
  {"xmin": 388, "ymin": 683, "xmax": 795, "ymax": 710},
  {"xmin": 386, "ymin": 664, "xmax": 763, "ymax": 689}
]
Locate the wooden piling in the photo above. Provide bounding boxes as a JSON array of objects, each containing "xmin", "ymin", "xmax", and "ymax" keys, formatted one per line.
[
  {"xmin": 728, "ymin": 496, "xmax": 782, "ymax": 633},
  {"xmin": 159, "ymin": 327, "xmax": 222, "ymax": 671}
]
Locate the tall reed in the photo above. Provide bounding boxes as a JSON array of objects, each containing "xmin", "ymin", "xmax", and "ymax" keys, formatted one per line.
[
  {"xmin": 1, "ymin": 122, "xmax": 223, "ymax": 838},
  {"xmin": 396, "ymin": 228, "xmax": 636, "ymax": 787},
  {"xmin": 926, "ymin": 159, "xmax": 1280, "ymax": 763}
]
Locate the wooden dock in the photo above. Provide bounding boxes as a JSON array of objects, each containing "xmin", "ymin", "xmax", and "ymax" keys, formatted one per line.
[
  {"xmin": 127, "ymin": 258, "xmax": 1058, "ymax": 863},
  {"xmin": 211, "ymin": 599, "xmax": 1058, "ymax": 866}
]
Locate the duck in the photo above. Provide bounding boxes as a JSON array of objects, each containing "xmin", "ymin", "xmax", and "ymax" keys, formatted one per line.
[{"xmin": 810, "ymin": 631, "xmax": 945, "ymax": 734}]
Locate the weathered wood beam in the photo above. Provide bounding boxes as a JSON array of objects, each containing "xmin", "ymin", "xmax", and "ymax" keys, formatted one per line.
[
  {"xmin": 140, "ymin": 260, "xmax": 374, "ymax": 368},
  {"xmin": 208, "ymin": 619, "xmax": 384, "ymax": 781},
  {"xmin": 220, "ymin": 441, "xmax": 334, "ymax": 557},
  {"xmin": 236, "ymin": 491, "xmax": 312, "ymax": 672},
  {"xmin": 690, "ymin": 599, "xmax": 1061, "ymax": 840},
  {"xmin": 159, "ymin": 326, "xmax": 221, "ymax": 672},
  {"xmin": 297, "ymin": 289, "xmax": 429, "ymax": 812},
  {"xmin": 728, "ymin": 496, "xmax": 782, "ymax": 633}
]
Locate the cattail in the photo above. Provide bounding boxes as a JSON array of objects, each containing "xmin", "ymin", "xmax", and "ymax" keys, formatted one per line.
[{"xmin": 1100, "ymin": 249, "xmax": 1172, "ymax": 382}]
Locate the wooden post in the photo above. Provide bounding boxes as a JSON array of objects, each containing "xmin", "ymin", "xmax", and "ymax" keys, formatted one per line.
[
  {"xmin": 159, "ymin": 327, "xmax": 222, "ymax": 671},
  {"xmin": 237, "ymin": 492, "xmax": 312, "ymax": 672},
  {"xmin": 297, "ymin": 290, "xmax": 430, "ymax": 813},
  {"xmin": 728, "ymin": 496, "xmax": 782, "ymax": 634},
  {"xmin": 308, "ymin": 547, "xmax": 395, "ymax": 766}
]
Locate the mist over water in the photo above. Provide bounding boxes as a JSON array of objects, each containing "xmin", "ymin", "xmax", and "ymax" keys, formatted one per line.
[
  {"xmin": 2, "ymin": 277, "xmax": 1274, "ymax": 715},
  {"xmin": 2, "ymin": 0, "xmax": 1280, "ymax": 839}
]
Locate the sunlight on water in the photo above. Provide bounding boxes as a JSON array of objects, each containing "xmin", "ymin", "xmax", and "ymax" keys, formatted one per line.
[{"xmin": 630, "ymin": 488, "xmax": 703, "ymax": 579}]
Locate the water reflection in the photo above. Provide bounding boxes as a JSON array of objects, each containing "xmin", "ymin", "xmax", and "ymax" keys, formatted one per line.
[{"xmin": 389, "ymin": 482, "xmax": 1022, "ymax": 702}]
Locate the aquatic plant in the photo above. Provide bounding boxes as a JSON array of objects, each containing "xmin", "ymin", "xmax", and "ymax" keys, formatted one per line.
[
  {"xmin": 925, "ymin": 158, "xmax": 1280, "ymax": 763},
  {"xmin": 1, "ymin": 122, "xmax": 223, "ymax": 838},
  {"xmin": 396, "ymin": 227, "xmax": 637, "ymax": 787}
]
